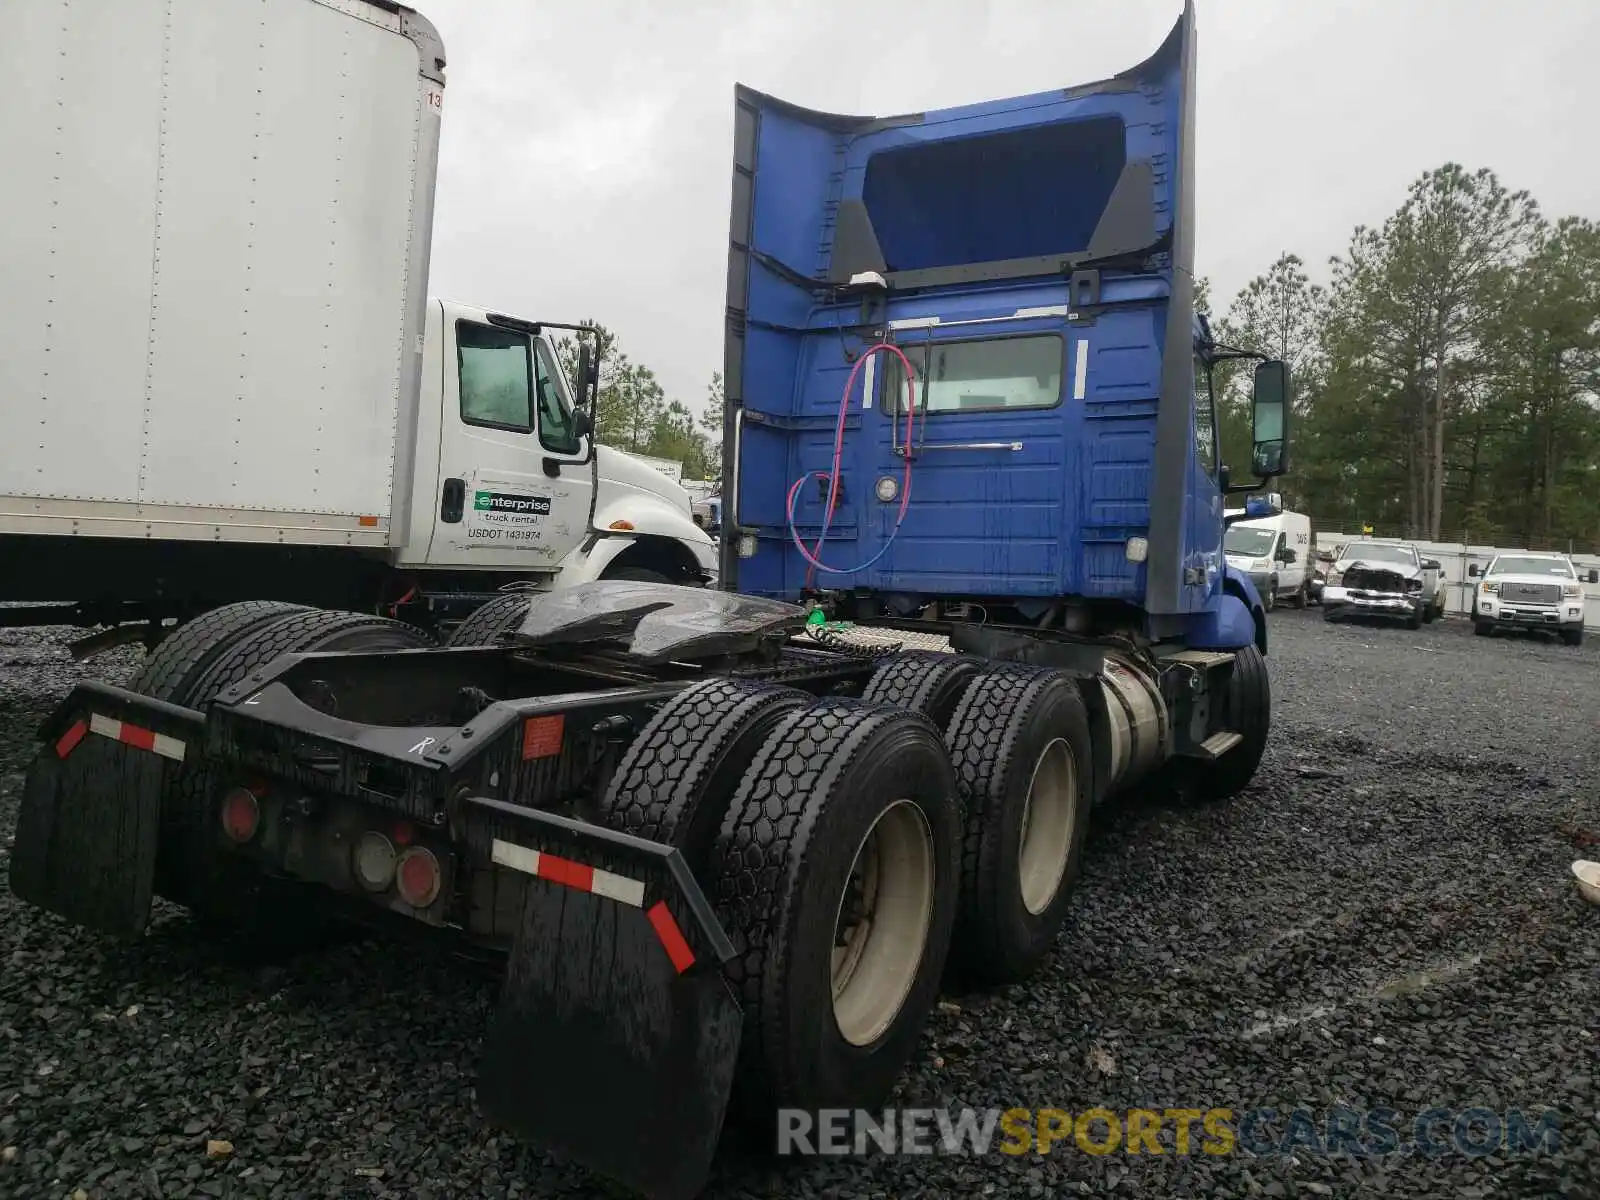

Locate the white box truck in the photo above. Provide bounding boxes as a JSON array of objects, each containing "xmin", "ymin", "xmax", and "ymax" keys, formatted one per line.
[
  {"xmin": 0, "ymin": 0, "xmax": 712, "ymax": 654},
  {"xmin": 1223, "ymin": 508, "xmax": 1313, "ymax": 609}
]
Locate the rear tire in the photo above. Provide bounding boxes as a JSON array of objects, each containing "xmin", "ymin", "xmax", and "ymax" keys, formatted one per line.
[
  {"xmin": 598, "ymin": 677, "xmax": 810, "ymax": 872},
  {"xmin": 133, "ymin": 601, "xmax": 313, "ymax": 703},
  {"xmin": 709, "ymin": 699, "xmax": 961, "ymax": 1126},
  {"xmin": 1291, "ymin": 581, "xmax": 1308, "ymax": 609},
  {"xmin": 1191, "ymin": 644, "xmax": 1270, "ymax": 803},
  {"xmin": 860, "ymin": 650, "xmax": 983, "ymax": 731},
  {"xmin": 447, "ymin": 592, "xmax": 534, "ymax": 647},
  {"xmin": 942, "ymin": 665, "xmax": 1093, "ymax": 987}
]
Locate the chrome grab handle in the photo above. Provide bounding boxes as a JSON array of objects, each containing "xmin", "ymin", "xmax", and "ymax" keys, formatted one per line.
[{"xmin": 919, "ymin": 441, "xmax": 1024, "ymax": 452}]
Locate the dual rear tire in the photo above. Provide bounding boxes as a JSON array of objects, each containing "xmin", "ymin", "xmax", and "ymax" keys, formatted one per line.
[{"xmin": 594, "ymin": 653, "xmax": 1095, "ymax": 1133}]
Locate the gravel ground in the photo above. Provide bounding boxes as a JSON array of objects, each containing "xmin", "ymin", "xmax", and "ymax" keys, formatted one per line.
[{"xmin": 1, "ymin": 610, "xmax": 1596, "ymax": 1199}]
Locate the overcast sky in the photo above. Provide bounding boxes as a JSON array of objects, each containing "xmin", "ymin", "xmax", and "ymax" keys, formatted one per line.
[{"xmin": 419, "ymin": 0, "xmax": 1599, "ymax": 415}]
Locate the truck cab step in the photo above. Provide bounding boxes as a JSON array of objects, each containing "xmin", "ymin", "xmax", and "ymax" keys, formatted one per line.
[
  {"xmin": 1164, "ymin": 649, "xmax": 1236, "ymax": 668},
  {"xmin": 1197, "ymin": 730, "xmax": 1242, "ymax": 759}
]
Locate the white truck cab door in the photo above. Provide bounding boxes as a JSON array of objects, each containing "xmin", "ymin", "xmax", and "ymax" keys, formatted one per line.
[{"xmin": 428, "ymin": 308, "xmax": 594, "ymax": 570}]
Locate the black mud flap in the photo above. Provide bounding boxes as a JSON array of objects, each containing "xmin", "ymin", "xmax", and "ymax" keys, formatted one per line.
[
  {"xmin": 8, "ymin": 682, "xmax": 205, "ymax": 939},
  {"xmin": 464, "ymin": 798, "xmax": 742, "ymax": 1200}
]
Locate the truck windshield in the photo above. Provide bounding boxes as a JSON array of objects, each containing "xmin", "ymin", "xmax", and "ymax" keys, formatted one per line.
[
  {"xmin": 882, "ymin": 334, "xmax": 1064, "ymax": 414},
  {"xmin": 1340, "ymin": 543, "xmax": 1414, "ymax": 566},
  {"xmin": 1489, "ymin": 556, "xmax": 1573, "ymax": 578},
  {"xmin": 1224, "ymin": 527, "xmax": 1275, "ymax": 556}
]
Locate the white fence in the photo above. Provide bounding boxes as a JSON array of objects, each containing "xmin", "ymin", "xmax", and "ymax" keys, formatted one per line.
[{"xmin": 1313, "ymin": 532, "xmax": 1600, "ymax": 629}]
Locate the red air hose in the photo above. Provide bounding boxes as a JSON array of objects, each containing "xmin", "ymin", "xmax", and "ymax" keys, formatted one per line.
[{"xmin": 787, "ymin": 340, "xmax": 922, "ymax": 583}]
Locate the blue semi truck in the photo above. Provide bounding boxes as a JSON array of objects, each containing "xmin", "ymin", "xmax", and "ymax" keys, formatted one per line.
[{"xmin": 9, "ymin": 4, "xmax": 1289, "ymax": 1199}]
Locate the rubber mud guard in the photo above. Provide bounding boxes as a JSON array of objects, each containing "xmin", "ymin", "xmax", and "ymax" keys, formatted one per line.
[
  {"xmin": 466, "ymin": 799, "xmax": 742, "ymax": 1200},
  {"xmin": 9, "ymin": 682, "xmax": 205, "ymax": 939}
]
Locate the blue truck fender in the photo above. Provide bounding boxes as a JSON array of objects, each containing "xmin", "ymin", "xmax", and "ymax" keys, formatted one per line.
[{"xmin": 1187, "ymin": 565, "xmax": 1268, "ymax": 655}]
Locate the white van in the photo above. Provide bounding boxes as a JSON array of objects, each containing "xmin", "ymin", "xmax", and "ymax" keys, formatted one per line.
[{"xmin": 1224, "ymin": 510, "xmax": 1314, "ymax": 609}]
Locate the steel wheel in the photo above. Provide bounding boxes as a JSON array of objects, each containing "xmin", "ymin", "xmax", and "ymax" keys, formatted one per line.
[
  {"xmin": 831, "ymin": 798, "xmax": 936, "ymax": 1047},
  {"xmin": 1016, "ymin": 738, "xmax": 1078, "ymax": 915}
]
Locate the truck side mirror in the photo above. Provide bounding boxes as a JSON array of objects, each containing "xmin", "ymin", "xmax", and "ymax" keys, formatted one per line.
[
  {"xmin": 572, "ymin": 408, "xmax": 593, "ymax": 439},
  {"xmin": 1250, "ymin": 360, "xmax": 1291, "ymax": 478},
  {"xmin": 1422, "ymin": 559, "xmax": 1441, "ymax": 571},
  {"xmin": 576, "ymin": 341, "xmax": 601, "ymax": 409},
  {"xmin": 1281, "ymin": 548, "xmax": 1297, "ymax": 564},
  {"xmin": 1589, "ymin": 568, "xmax": 1599, "ymax": 585},
  {"xmin": 1467, "ymin": 564, "xmax": 1480, "ymax": 578}
]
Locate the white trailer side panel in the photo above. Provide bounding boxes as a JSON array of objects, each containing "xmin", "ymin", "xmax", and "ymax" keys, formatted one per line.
[{"xmin": 0, "ymin": 0, "xmax": 442, "ymax": 544}]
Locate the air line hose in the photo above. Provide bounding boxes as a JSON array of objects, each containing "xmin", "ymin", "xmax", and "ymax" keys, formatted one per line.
[{"xmin": 786, "ymin": 340, "xmax": 923, "ymax": 581}]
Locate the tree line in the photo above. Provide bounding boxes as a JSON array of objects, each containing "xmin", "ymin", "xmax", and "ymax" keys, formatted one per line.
[
  {"xmin": 1204, "ymin": 164, "xmax": 1599, "ymax": 552},
  {"xmin": 550, "ymin": 330, "xmax": 723, "ymax": 483},
  {"xmin": 555, "ymin": 161, "xmax": 1598, "ymax": 551}
]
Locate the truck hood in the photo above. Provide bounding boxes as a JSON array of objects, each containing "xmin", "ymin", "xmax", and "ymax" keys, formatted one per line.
[
  {"xmin": 594, "ymin": 445, "xmax": 694, "ymax": 514},
  {"xmin": 1336, "ymin": 558, "xmax": 1421, "ymax": 580}
]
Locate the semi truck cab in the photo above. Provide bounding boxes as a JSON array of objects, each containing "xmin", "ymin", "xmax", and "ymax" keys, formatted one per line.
[
  {"xmin": 397, "ymin": 298, "xmax": 716, "ymax": 587},
  {"xmin": 718, "ymin": 0, "xmax": 1289, "ymax": 654}
]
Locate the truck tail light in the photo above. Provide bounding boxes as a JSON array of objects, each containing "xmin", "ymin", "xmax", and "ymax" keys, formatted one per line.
[
  {"xmin": 353, "ymin": 832, "xmax": 397, "ymax": 892},
  {"xmin": 395, "ymin": 846, "xmax": 442, "ymax": 908},
  {"xmin": 220, "ymin": 788, "xmax": 260, "ymax": 843}
]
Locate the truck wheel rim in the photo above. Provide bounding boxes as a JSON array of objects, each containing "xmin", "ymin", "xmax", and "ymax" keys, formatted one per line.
[
  {"xmin": 830, "ymin": 799, "xmax": 935, "ymax": 1048},
  {"xmin": 1016, "ymin": 739, "xmax": 1076, "ymax": 916}
]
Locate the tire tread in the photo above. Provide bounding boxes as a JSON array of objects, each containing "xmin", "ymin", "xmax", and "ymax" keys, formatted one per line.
[
  {"xmin": 709, "ymin": 698, "xmax": 952, "ymax": 1112},
  {"xmin": 132, "ymin": 601, "xmax": 312, "ymax": 703},
  {"xmin": 447, "ymin": 594, "xmax": 534, "ymax": 648},
  {"xmin": 598, "ymin": 677, "xmax": 810, "ymax": 868}
]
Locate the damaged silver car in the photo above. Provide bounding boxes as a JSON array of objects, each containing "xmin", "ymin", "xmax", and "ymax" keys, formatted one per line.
[{"xmin": 1321, "ymin": 540, "xmax": 1440, "ymax": 630}]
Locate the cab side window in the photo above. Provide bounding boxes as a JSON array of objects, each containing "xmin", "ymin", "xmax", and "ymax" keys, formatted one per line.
[
  {"xmin": 1193, "ymin": 352, "xmax": 1217, "ymax": 478},
  {"xmin": 458, "ymin": 321, "xmax": 533, "ymax": 431},
  {"xmin": 533, "ymin": 340, "xmax": 581, "ymax": 455}
]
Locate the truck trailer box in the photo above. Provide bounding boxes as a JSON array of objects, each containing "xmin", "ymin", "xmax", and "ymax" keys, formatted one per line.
[{"xmin": 0, "ymin": 0, "xmax": 445, "ymax": 548}]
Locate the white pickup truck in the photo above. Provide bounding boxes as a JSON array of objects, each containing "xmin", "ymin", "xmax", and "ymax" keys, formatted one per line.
[
  {"xmin": 1321, "ymin": 540, "xmax": 1445, "ymax": 630},
  {"xmin": 0, "ymin": 0, "xmax": 711, "ymax": 652},
  {"xmin": 1469, "ymin": 552, "xmax": 1596, "ymax": 646}
]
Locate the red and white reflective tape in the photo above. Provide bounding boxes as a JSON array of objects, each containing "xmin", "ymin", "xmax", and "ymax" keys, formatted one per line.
[
  {"xmin": 490, "ymin": 837, "xmax": 696, "ymax": 973},
  {"xmin": 55, "ymin": 714, "xmax": 187, "ymax": 762}
]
